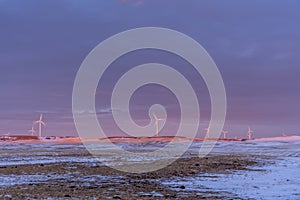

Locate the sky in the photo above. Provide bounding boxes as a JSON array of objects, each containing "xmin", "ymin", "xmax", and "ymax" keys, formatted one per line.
[{"xmin": 0, "ymin": 0, "xmax": 300, "ymax": 138}]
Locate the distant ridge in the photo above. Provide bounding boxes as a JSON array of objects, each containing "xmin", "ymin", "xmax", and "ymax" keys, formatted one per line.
[
  {"xmin": 0, "ymin": 135, "xmax": 39, "ymax": 141},
  {"xmin": 1, "ymin": 135, "xmax": 299, "ymax": 143},
  {"xmin": 254, "ymin": 135, "xmax": 300, "ymax": 142},
  {"xmin": 98, "ymin": 136, "xmax": 192, "ymax": 143},
  {"xmin": 98, "ymin": 136, "xmax": 247, "ymax": 143}
]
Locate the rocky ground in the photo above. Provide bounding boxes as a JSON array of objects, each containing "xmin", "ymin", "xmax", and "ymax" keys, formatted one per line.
[{"xmin": 0, "ymin": 153, "xmax": 269, "ymax": 199}]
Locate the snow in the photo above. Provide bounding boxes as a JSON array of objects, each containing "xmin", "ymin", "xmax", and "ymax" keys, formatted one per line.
[
  {"xmin": 161, "ymin": 139, "xmax": 300, "ymax": 199},
  {"xmin": 161, "ymin": 155, "xmax": 300, "ymax": 199},
  {"xmin": 0, "ymin": 137, "xmax": 299, "ymax": 198},
  {"xmin": 254, "ymin": 135, "xmax": 300, "ymax": 142}
]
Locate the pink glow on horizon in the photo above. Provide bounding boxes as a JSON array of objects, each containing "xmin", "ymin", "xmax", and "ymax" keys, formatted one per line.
[{"xmin": 254, "ymin": 135, "xmax": 300, "ymax": 142}]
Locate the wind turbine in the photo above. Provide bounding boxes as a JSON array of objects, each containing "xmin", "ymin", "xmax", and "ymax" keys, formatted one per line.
[
  {"xmin": 28, "ymin": 125, "xmax": 36, "ymax": 136},
  {"xmin": 282, "ymin": 130, "xmax": 287, "ymax": 137},
  {"xmin": 222, "ymin": 130, "xmax": 228, "ymax": 139},
  {"xmin": 4, "ymin": 132, "xmax": 10, "ymax": 136},
  {"xmin": 153, "ymin": 113, "xmax": 165, "ymax": 137},
  {"xmin": 35, "ymin": 114, "xmax": 46, "ymax": 137},
  {"xmin": 204, "ymin": 127, "xmax": 210, "ymax": 138},
  {"xmin": 247, "ymin": 127, "xmax": 254, "ymax": 140}
]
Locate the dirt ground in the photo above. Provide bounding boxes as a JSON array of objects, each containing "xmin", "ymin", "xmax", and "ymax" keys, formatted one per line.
[{"xmin": 0, "ymin": 153, "xmax": 268, "ymax": 199}]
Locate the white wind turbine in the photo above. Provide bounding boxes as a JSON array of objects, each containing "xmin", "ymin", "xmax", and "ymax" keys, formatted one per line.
[
  {"xmin": 222, "ymin": 130, "xmax": 228, "ymax": 139},
  {"xmin": 28, "ymin": 125, "xmax": 36, "ymax": 136},
  {"xmin": 153, "ymin": 113, "xmax": 165, "ymax": 137},
  {"xmin": 247, "ymin": 127, "xmax": 254, "ymax": 140},
  {"xmin": 4, "ymin": 132, "xmax": 10, "ymax": 136},
  {"xmin": 204, "ymin": 127, "xmax": 210, "ymax": 138},
  {"xmin": 282, "ymin": 130, "xmax": 287, "ymax": 137},
  {"xmin": 35, "ymin": 114, "xmax": 46, "ymax": 137}
]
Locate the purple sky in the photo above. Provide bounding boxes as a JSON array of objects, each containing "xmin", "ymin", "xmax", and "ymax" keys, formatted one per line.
[{"xmin": 0, "ymin": 0, "xmax": 300, "ymax": 138}]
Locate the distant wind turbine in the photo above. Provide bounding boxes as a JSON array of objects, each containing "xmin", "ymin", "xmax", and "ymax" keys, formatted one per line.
[
  {"xmin": 35, "ymin": 114, "xmax": 46, "ymax": 137},
  {"xmin": 222, "ymin": 130, "xmax": 228, "ymax": 139},
  {"xmin": 282, "ymin": 131, "xmax": 287, "ymax": 137},
  {"xmin": 204, "ymin": 127, "xmax": 210, "ymax": 138},
  {"xmin": 247, "ymin": 127, "xmax": 254, "ymax": 140},
  {"xmin": 28, "ymin": 125, "xmax": 36, "ymax": 136},
  {"xmin": 153, "ymin": 113, "xmax": 165, "ymax": 137}
]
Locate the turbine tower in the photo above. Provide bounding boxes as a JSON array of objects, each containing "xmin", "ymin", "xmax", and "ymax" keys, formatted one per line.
[
  {"xmin": 35, "ymin": 114, "xmax": 46, "ymax": 137},
  {"xmin": 222, "ymin": 130, "xmax": 228, "ymax": 139},
  {"xmin": 282, "ymin": 133, "xmax": 287, "ymax": 137},
  {"xmin": 247, "ymin": 127, "xmax": 254, "ymax": 140},
  {"xmin": 153, "ymin": 113, "xmax": 164, "ymax": 137},
  {"xmin": 204, "ymin": 127, "xmax": 210, "ymax": 138},
  {"xmin": 28, "ymin": 125, "xmax": 36, "ymax": 136}
]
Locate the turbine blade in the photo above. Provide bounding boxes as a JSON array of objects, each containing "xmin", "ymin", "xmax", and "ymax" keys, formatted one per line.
[{"xmin": 152, "ymin": 113, "xmax": 158, "ymax": 120}]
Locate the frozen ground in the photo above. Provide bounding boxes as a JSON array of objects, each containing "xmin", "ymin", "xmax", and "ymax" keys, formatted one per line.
[
  {"xmin": 162, "ymin": 138, "xmax": 300, "ymax": 199},
  {"xmin": 0, "ymin": 136, "xmax": 299, "ymax": 199}
]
